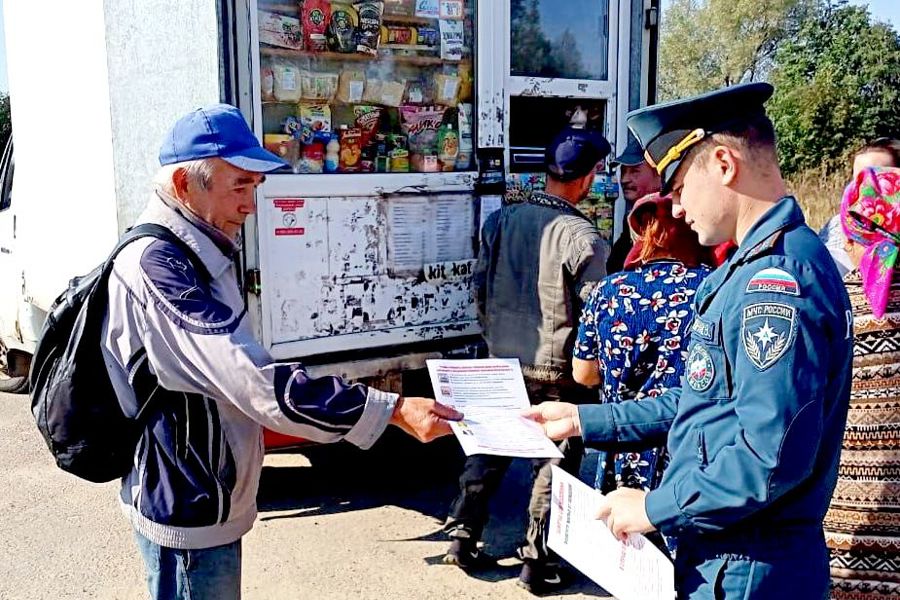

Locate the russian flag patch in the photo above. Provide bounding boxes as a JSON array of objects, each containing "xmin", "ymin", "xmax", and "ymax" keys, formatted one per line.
[{"xmin": 746, "ymin": 268, "xmax": 800, "ymax": 296}]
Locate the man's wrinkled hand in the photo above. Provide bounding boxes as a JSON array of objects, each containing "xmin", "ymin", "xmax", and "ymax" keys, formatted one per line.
[
  {"xmin": 596, "ymin": 488, "xmax": 655, "ymax": 541},
  {"xmin": 390, "ymin": 397, "xmax": 463, "ymax": 443},
  {"xmin": 521, "ymin": 402, "xmax": 581, "ymax": 440}
]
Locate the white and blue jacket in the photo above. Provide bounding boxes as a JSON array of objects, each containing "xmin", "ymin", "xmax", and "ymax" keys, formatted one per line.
[{"xmin": 102, "ymin": 193, "xmax": 398, "ymax": 550}]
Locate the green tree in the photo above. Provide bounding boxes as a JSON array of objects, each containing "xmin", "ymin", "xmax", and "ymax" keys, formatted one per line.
[
  {"xmin": 659, "ymin": 0, "xmax": 815, "ymax": 100},
  {"xmin": 551, "ymin": 29, "xmax": 588, "ymax": 79},
  {"xmin": 0, "ymin": 94, "xmax": 9, "ymax": 149},
  {"xmin": 769, "ymin": 4, "xmax": 900, "ymax": 174},
  {"xmin": 510, "ymin": 0, "xmax": 554, "ymax": 76}
]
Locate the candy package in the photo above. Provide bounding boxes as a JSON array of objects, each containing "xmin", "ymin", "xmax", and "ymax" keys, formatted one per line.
[
  {"xmin": 400, "ymin": 105, "xmax": 447, "ymax": 171},
  {"xmin": 383, "ymin": 0, "xmax": 416, "ymax": 16}
]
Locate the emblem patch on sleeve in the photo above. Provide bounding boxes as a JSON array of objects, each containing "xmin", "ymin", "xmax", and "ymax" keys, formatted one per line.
[
  {"xmin": 686, "ymin": 344, "xmax": 715, "ymax": 392},
  {"xmin": 741, "ymin": 303, "xmax": 796, "ymax": 370},
  {"xmin": 746, "ymin": 267, "xmax": 800, "ymax": 296}
]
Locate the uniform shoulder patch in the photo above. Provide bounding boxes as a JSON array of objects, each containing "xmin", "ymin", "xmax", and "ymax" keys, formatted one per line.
[
  {"xmin": 686, "ymin": 344, "xmax": 715, "ymax": 391},
  {"xmin": 746, "ymin": 267, "xmax": 800, "ymax": 296},
  {"xmin": 741, "ymin": 302, "xmax": 796, "ymax": 370}
]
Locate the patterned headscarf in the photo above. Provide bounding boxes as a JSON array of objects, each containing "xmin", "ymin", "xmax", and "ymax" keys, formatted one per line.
[{"xmin": 840, "ymin": 167, "xmax": 900, "ymax": 318}]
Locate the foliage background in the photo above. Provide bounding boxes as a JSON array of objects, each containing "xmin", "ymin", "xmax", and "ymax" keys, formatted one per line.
[{"xmin": 660, "ymin": 0, "xmax": 900, "ymax": 229}]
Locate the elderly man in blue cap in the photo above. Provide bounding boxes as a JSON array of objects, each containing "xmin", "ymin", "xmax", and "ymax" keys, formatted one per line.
[
  {"xmin": 443, "ymin": 126, "xmax": 611, "ymax": 594},
  {"xmin": 101, "ymin": 104, "xmax": 461, "ymax": 600},
  {"xmin": 525, "ymin": 83, "xmax": 853, "ymax": 598}
]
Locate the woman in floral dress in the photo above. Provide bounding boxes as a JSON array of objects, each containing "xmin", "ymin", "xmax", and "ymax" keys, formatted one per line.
[{"xmin": 573, "ymin": 193, "xmax": 713, "ymax": 523}]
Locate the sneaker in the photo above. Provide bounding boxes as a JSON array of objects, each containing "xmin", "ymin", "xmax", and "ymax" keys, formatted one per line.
[
  {"xmin": 442, "ymin": 538, "xmax": 498, "ymax": 571},
  {"xmin": 516, "ymin": 561, "xmax": 573, "ymax": 595}
]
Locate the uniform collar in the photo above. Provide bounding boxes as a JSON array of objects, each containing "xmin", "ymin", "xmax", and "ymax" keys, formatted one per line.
[
  {"xmin": 137, "ymin": 192, "xmax": 236, "ymax": 279},
  {"xmin": 528, "ymin": 191, "xmax": 591, "ymax": 220},
  {"xmin": 731, "ymin": 196, "xmax": 805, "ymax": 265}
]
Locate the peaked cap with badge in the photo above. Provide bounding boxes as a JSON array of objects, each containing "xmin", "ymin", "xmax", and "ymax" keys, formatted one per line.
[
  {"xmin": 625, "ymin": 82, "xmax": 774, "ymax": 193},
  {"xmin": 575, "ymin": 84, "xmax": 855, "ymax": 599}
]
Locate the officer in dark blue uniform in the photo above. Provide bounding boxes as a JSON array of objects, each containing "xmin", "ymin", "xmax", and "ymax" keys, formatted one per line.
[{"xmin": 525, "ymin": 83, "xmax": 853, "ymax": 599}]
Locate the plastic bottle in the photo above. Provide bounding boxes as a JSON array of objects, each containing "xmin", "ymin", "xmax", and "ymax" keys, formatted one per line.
[{"xmin": 325, "ymin": 133, "xmax": 340, "ymax": 173}]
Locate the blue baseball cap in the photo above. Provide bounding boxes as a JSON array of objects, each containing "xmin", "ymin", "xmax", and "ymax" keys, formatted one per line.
[
  {"xmin": 159, "ymin": 104, "xmax": 288, "ymax": 172},
  {"xmin": 545, "ymin": 127, "xmax": 612, "ymax": 182}
]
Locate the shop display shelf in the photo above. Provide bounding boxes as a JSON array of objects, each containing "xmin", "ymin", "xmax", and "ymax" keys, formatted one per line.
[{"xmin": 261, "ymin": 46, "xmax": 448, "ymax": 66}]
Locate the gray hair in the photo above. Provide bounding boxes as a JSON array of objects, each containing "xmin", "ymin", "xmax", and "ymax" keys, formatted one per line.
[{"xmin": 153, "ymin": 158, "xmax": 216, "ymax": 194}]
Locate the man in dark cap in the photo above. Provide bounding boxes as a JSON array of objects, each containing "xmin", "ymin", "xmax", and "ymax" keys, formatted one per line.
[
  {"xmin": 442, "ymin": 126, "xmax": 610, "ymax": 594},
  {"xmin": 524, "ymin": 83, "xmax": 852, "ymax": 599},
  {"xmin": 607, "ymin": 137, "xmax": 663, "ymax": 272}
]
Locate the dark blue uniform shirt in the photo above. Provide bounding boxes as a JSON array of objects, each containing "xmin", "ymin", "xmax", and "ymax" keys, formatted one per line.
[{"xmin": 579, "ymin": 197, "xmax": 852, "ymax": 552}]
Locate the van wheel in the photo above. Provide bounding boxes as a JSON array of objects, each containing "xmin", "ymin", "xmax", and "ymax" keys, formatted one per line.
[{"xmin": 0, "ymin": 374, "xmax": 28, "ymax": 394}]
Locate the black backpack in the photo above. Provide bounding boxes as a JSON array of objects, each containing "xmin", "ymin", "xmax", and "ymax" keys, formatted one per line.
[{"xmin": 30, "ymin": 223, "xmax": 207, "ymax": 483}]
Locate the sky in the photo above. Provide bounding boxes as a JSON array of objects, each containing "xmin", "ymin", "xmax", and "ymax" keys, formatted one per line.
[{"xmin": 0, "ymin": 1, "xmax": 896, "ymax": 94}]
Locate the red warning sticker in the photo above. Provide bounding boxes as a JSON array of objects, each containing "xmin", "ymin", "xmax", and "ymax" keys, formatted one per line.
[
  {"xmin": 273, "ymin": 199, "xmax": 306, "ymax": 211},
  {"xmin": 275, "ymin": 228, "xmax": 306, "ymax": 236}
]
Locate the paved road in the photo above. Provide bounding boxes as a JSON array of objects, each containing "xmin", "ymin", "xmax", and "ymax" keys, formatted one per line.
[{"xmin": 0, "ymin": 392, "xmax": 611, "ymax": 600}]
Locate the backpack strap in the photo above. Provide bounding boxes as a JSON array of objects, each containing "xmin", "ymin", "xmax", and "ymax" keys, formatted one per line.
[
  {"xmin": 105, "ymin": 223, "xmax": 214, "ymax": 426},
  {"xmin": 111, "ymin": 223, "xmax": 211, "ymax": 282}
]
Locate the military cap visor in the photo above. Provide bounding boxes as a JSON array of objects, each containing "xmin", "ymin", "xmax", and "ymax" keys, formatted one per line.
[{"xmin": 626, "ymin": 82, "xmax": 774, "ymax": 193}]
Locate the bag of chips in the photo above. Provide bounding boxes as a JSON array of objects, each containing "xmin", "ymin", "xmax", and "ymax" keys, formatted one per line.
[{"xmin": 354, "ymin": 105, "xmax": 384, "ymax": 146}]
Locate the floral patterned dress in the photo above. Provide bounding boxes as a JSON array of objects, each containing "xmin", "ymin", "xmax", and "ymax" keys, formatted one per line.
[{"xmin": 574, "ymin": 260, "xmax": 711, "ymax": 493}]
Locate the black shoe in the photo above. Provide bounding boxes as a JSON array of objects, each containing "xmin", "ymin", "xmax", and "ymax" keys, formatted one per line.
[
  {"xmin": 516, "ymin": 561, "xmax": 573, "ymax": 595},
  {"xmin": 442, "ymin": 538, "xmax": 498, "ymax": 571}
]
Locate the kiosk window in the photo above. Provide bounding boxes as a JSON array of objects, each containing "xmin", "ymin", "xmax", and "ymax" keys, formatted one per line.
[{"xmin": 510, "ymin": 0, "xmax": 610, "ymax": 81}]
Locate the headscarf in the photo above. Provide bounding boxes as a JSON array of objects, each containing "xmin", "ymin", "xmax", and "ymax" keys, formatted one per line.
[{"xmin": 840, "ymin": 166, "xmax": 900, "ymax": 318}]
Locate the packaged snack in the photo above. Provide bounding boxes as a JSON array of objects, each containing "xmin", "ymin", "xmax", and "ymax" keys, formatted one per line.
[
  {"xmin": 325, "ymin": 133, "xmax": 341, "ymax": 173},
  {"xmin": 264, "ymin": 134, "xmax": 299, "ymax": 167},
  {"xmin": 296, "ymin": 143, "xmax": 326, "ymax": 174},
  {"xmin": 389, "ymin": 147, "xmax": 410, "ymax": 172},
  {"xmin": 354, "ymin": 2, "xmax": 384, "ymax": 56},
  {"xmin": 415, "ymin": 26, "xmax": 439, "ymax": 46},
  {"xmin": 400, "ymin": 105, "xmax": 447, "ymax": 171},
  {"xmin": 337, "ymin": 70, "xmax": 367, "ymax": 104},
  {"xmin": 379, "ymin": 81, "xmax": 407, "ymax": 107},
  {"xmin": 433, "ymin": 74, "xmax": 460, "ymax": 106},
  {"xmin": 299, "ymin": 103, "xmax": 332, "ymax": 144},
  {"xmin": 361, "ymin": 78, "xmax": 383, "ymax": 104},
  {"xmin": 384, "ymin": 26, "xmax": 415, "ymax": 45},
  {"xmin": 439, "ymin": 19, "xmax": 464, "ymax": 61},
  {"xmin": 405, "ymin": 79, "xmax": 429, "ymax": 105},
  {"xmin": 456, "ymin": 103, "xmax": 473, "ymax": 170},
  {"xmin": 302, "ymin": 0, "xmax": 331, "ymax": 52},
  {"xmin": 264, "ymin": 134, "xmax": 294, "ymax": 157},
  {"xmin": 339, "ymin": 127, "xmax": 364, "ymax": 172},
  {"xmin": 261, "ymin": 65, "xmax": 276, "ymax": 102},
  {"xmin": 327, "ymin": 4, "xmax": 359, "ymax": 53},
  {"xmin": 354, "ymin": 105, "xmax": 384, "ymax": 146},
  {"xmin": 437, "ymin": 124, "xmax": 459, "ymax": 171},
  {"xmin": 384, "ymin": 0, "xmax": 416, "ymax": 16},
  {"xmin": 272, "ymin": 61, "xmax": 302, "ymax": 102},
  {"xmin": 281, "ymin": 115, "xmax": 302, "ymax": 137},
  {"xmin": 258, "ymin": 11, "xmax": 303, "ymax": 50},
  {"xmin": 301, "ymin": 71, "xmax": 339, "ymax": 101},
  {"xmin": 458, "ymin": 60, "xmax": 474, "ymax": 102}
]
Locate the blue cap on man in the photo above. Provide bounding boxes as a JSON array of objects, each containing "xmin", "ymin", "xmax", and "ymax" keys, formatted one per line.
[
  {"xmin": 159, "ymin": 104, "xmax": 288, "ymax": 172},
  {"xmin": 626, "ymin": 82, "xmax": 774, "ymax": 193},
  {"xmin": 545, "ymin": 126, "xmax": 612, "ymax": 182}
]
